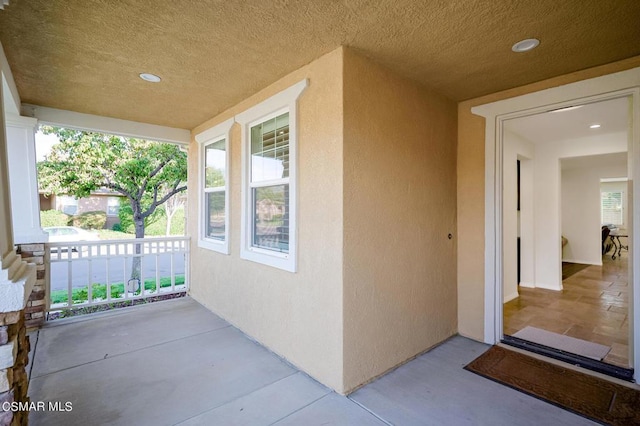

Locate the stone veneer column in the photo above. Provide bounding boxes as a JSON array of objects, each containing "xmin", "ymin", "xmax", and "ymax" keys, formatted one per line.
[
  {"xmin": 0, "ymin": 311, "xmax": 30, "ymax": 426},
  {"xmin": 16, "ymin": 244, "xmax": 46, "ymax": 329}
]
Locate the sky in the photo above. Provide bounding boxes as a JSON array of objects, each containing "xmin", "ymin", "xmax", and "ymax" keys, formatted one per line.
[{"xmin": 35, "ymin": 130, "xmax": 59, "ymax": 161}]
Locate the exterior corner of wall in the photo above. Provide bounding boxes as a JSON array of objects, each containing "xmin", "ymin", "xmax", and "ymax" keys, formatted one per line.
[
  {"xmin": 184, "ymin": 48, "xmax": 346, "ymax": 393},
  {"xmin": 341, "ymin": 49, "xmax": 458, "ymax": 390}
]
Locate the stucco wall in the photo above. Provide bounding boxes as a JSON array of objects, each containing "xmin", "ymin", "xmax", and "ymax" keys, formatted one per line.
[
  {"xmin": 342, "ymin": 50, "xmax": 458, "ymax": 392},
  {"xmin": 188, "ymin": 48, "xmax": 345, "ymax": 391},
  {"xmin": 457, "ymin": 56, "xmax": 640, "ymax": 341}
]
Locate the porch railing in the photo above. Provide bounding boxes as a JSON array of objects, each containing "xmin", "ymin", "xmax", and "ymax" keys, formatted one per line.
[{"xmin": 46, "ymin": 236, "xmax": 189, "ymax": 311}]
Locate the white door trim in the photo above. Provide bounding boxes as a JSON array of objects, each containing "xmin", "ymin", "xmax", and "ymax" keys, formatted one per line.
[{"xmin": 472, "ymin": 66, "xmax": 640, "ymax": 381}]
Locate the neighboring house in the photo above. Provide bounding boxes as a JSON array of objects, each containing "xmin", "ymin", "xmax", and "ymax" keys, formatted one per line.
[
  {"xmin": 0, "ymin": 2, "xmax": 639, "ymax": 399},
  {"xmin": 39, "ymin": 190, "xmax": 124, "ymax": 229}
]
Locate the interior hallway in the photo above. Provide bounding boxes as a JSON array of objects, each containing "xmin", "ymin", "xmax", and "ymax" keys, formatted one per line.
[
  {"xmin": 504, "ymin": 253, "xmax": 629, "ymax": 367},
  {"xmin": 28, "ymin": 297, "xmax": 596, "ymax": 425}
]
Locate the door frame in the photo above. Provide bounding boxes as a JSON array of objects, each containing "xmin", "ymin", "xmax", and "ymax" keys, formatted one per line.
[{"xmin": 472, "ymin": 67, "xmax": 640, "ymax": 381}]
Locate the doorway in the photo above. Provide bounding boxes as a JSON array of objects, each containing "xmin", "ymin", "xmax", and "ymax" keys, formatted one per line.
[
  {"xmin": 472, "ymin": 68, "xmax": 640, "ymax": 382},
  {"xmin": 500, "ymin": 98, "xmax": 631, "ymax": 373}
]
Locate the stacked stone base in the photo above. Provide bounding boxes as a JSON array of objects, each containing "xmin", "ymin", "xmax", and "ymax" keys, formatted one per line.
[
  {"xmin": 16, "ymin": 244, "xmax": 46, "ymax": 329},
  {"xmin": 0, "ymin": 311, "xmax": 30, "ymax": 426}
]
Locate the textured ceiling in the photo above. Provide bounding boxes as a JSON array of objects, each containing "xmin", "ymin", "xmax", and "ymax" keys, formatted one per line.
[{"xmin": 1, "ymin": 0, "xmax": 639, "ymax": 129}]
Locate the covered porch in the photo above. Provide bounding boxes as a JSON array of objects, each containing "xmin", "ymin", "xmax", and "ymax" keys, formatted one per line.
[{"xmin": 29, "ymin": 297, "xmax": 593, "ymax": 425}]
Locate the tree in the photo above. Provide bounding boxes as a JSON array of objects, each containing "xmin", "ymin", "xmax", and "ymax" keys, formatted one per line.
[
  {"xmin": 162, "ymin": 191, "xmax": 186, "ymax": 236},
  {"xmin": 38, "ymin": 127, "xmax": 187, "ymax": 238},
  {"xmin": 38, "ymin": 127, "xmax": 187, "ymax": 281}
]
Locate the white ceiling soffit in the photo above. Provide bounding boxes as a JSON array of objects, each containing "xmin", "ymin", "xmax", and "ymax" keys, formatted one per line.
[
  {"xmin": 560, "ymin": 152, "xmax": 628, "ymax": 171},
  {"xmin": 504, "ymin": 97, "xmax": 630, "ymax": 145},
  {"xmin": 23, "ymin": 105, "xmax": 191, "ymax": 146}
]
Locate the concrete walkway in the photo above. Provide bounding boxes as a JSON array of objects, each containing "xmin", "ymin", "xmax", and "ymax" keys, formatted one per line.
[{"xmin": 28, "ymin": 297, "xmax": 595, "ymax": 425}]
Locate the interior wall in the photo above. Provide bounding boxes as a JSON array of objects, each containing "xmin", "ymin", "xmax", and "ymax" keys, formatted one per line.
[
  {"xmin": 562, "ymin": 163, "xmax": 627, "ymax": 264},
  {"xmin": 533, "ymin": 134, "xmax": 628, "ymax": 289},
  {"xmin": 457, "ymin": 56, "xmax": 640, "ymax": 342},
  {"xmin": 503, "ymin": 131, "xmax": 534, "ymax": 300},
  {"xmin": 342, "ymin": 49, "xmax": 458, "ymax": 392},
  {"xmin": 188, "ymin": 47, "xmax": 345, "ymax": 392},
  {"xmin": 562, "ymin": 168, "xmax": 601, "ymax": 264},
  {"xmin": 519, "ymin": 158, "xmax": 535, "ymax": 287}
]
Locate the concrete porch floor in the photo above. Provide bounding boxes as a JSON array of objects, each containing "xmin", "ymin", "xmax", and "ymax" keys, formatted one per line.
[{"xmin": 28, "ymin": 297, "xmax": 596, "ymax": 425}]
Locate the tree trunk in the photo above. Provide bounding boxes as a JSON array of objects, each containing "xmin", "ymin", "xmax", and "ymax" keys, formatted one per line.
[
  {"xmin": 130, "ymin": 212, "xmax": 145, "ymax": 290},
  {"xmin": 165, "ymin": 209, "xmax": 178, "ymax": 236}
]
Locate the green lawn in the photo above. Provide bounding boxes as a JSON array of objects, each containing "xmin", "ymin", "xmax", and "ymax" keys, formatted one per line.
[
  {"xmin": 51, "ymin": 275, "xmax": 185, "ymax": 305},
  {"xmin": 96, "ymin": 229, "xmax": 136, "ymax": 240}
]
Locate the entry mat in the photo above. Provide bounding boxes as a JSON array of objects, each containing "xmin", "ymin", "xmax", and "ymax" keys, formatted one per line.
[
  {"xmin": 465, "ymin": 346, "xmax": 640, "ymax": 425},
  {"xmin": 513, "ymin": 326, "xmax": 611, "ymax": 360}
]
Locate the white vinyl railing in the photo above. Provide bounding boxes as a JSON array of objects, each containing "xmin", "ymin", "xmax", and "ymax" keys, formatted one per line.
[{"xmin": 46, "ymin": 236, "xmax": 189, "ymax": 311}]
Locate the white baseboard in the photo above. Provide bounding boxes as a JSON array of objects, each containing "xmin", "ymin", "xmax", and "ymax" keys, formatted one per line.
[
  {"xmin": 562, "ymin": 258, "xmax": 601, "ymax": 266},
  {"xmin": 503, "ymin": 292, "xmax": 519, "ymax": 303},
  {"xmin": 519, "ymin": 281, "xmax": 535, "ymax": 288},
  {"xmin": 535, "ymin": 282, "xmax": 563, "ymax": 291}
]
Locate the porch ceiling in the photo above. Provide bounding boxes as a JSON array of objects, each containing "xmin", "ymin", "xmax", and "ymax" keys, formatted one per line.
[{"xmin": 0, "ymin": 0, "xmax": 639, "ymax": 130}]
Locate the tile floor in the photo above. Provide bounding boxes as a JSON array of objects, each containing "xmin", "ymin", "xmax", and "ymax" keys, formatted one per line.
[
  {"xmin": 504, "ymin": 253, "xmax": 629, "ymax": 366},
  {"xmin": 28, "ymin": 297, "xmax": 598, "ymax": 425}
]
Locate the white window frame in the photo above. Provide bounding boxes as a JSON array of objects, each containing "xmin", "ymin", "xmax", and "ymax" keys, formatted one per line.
[
  {"xmin": 601, "ymin": 190, "xmax": 624, "ymax": 226},
  {"xmin": 58, "ymin": 195, "xmax": 78, "ymax": 216},
  {"xmin": 106, "ymin": 196, "xmax": 120, "ymax": 216},
  {"xmin": 236, "ymin": 79, "xmax": 307, "ymax": 272},
  {"xmin": 195, "ymin": 117, "xmax": 234, "ymax": 254}
]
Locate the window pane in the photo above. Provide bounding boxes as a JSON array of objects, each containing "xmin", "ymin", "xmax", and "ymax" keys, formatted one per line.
[
  {"xmin": 62, "ymin": 205, "xmax": 78, "ymax": 216},
  {"xmin": 205, "ymin": 140, "xmax": 226, "ymax": 188},
  {"xmin": 251, "ymin": 113, "xmax": 289, "ymax": 182},
  {"xmin": 206, "ymin": 192, "xmax": 226, "ymax": 240},
  {"xmin": 602, "ymin": 191, "xmax": 623, "ymax": 226},
  {"xmin": 253, "ymin": 184, "xmax": 289, "ymax": 253},
  {"xmin": 107, "ymin": 197, "xmax": 120, "ymax": 216}
]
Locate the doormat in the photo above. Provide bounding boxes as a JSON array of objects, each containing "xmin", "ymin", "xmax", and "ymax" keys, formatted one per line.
[
  {"xmin": 465, "ymin": 346, "xmax": 640, "ymax": 425},
  {"xmin": 562, "ymin": 262, "xmax": 590, "ymax": 280},
  {"xmin": 513, "ymin": 326, "xmax": 611, "ymax": 360}
]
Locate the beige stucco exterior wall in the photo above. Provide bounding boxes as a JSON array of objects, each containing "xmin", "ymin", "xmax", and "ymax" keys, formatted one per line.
[
  {"xmin": 188, "ymin": 48, "xmax": 345, "ymax": 391},
  {"xmin": 457, "ymin": 55, "xmax": 640, "ymax": 341},
  {"xmin": 342, "ymin": 50, "xmax": 458, "ymax": 392}
]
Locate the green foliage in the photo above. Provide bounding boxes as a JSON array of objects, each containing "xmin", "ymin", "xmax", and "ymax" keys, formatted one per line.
[
  {"xmin": 70, "ymin": 211, "xmax": 107, "ymax": 229},
  {"xmin": 96, "ymin": 229, "xmax": 135, "ymax": 240},
  {"xmin": 40, "ymin": 210, "xmax": 70, "ymax": 227},
  {"xmin": 111, "ymin": 223, "xmax": 123, "ymax": 232},
  {"xmin": 37, "ymin": 126, "xmax": 187, "ymax": 238},
  {"xmin": 50, "ymin": 275, "xmax": 186, "ymax": 304},
  {"xmin": 118, "ymin": 200, "xmax": 163, "ymax": 234},
  {"xmin": 145, "ymin": 208, "xmax": 185, "ymax": 235}
]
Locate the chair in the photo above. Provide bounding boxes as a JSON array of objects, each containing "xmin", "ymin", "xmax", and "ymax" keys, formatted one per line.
[{"xmin": 602, "ymin": 226, "xmax": 612, "ymax": 255}]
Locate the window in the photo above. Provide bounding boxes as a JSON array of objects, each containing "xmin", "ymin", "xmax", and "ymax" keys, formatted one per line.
[
  {"xmin": 236, "ymin": 79, "xmax": 307, "ymax": 272},
  {"xmin": 195, "ymin": 118, "xmax": 234, "ymax": 254},
  {"xmin": 58, "ymin": 195, "xmax": 78, "ymax": 215},
  {"xmin": 602, "ymin": 190, "xmax": 624, "ymax": 226},
  {"xmin": 107, "ymin": 197, "xmax": 120, "ymax": 216}
]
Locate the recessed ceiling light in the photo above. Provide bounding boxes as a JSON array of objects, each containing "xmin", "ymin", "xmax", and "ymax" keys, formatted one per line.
[
  {"xmin": 139, "ymin": 73, "xmax": 161, "ymax": 83},
  {"xmin": 512, "ymin": 38, "xmax": 540, "ymax": 53},
  {"xmin": 590, "ymin": 124, "xmax": 601, "ymax": 129}
]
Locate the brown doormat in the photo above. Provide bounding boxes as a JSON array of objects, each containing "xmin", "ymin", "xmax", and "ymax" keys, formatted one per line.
[{"xmin": 465, "ymin": 346, "xmax": 640, "ymax": 425}]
